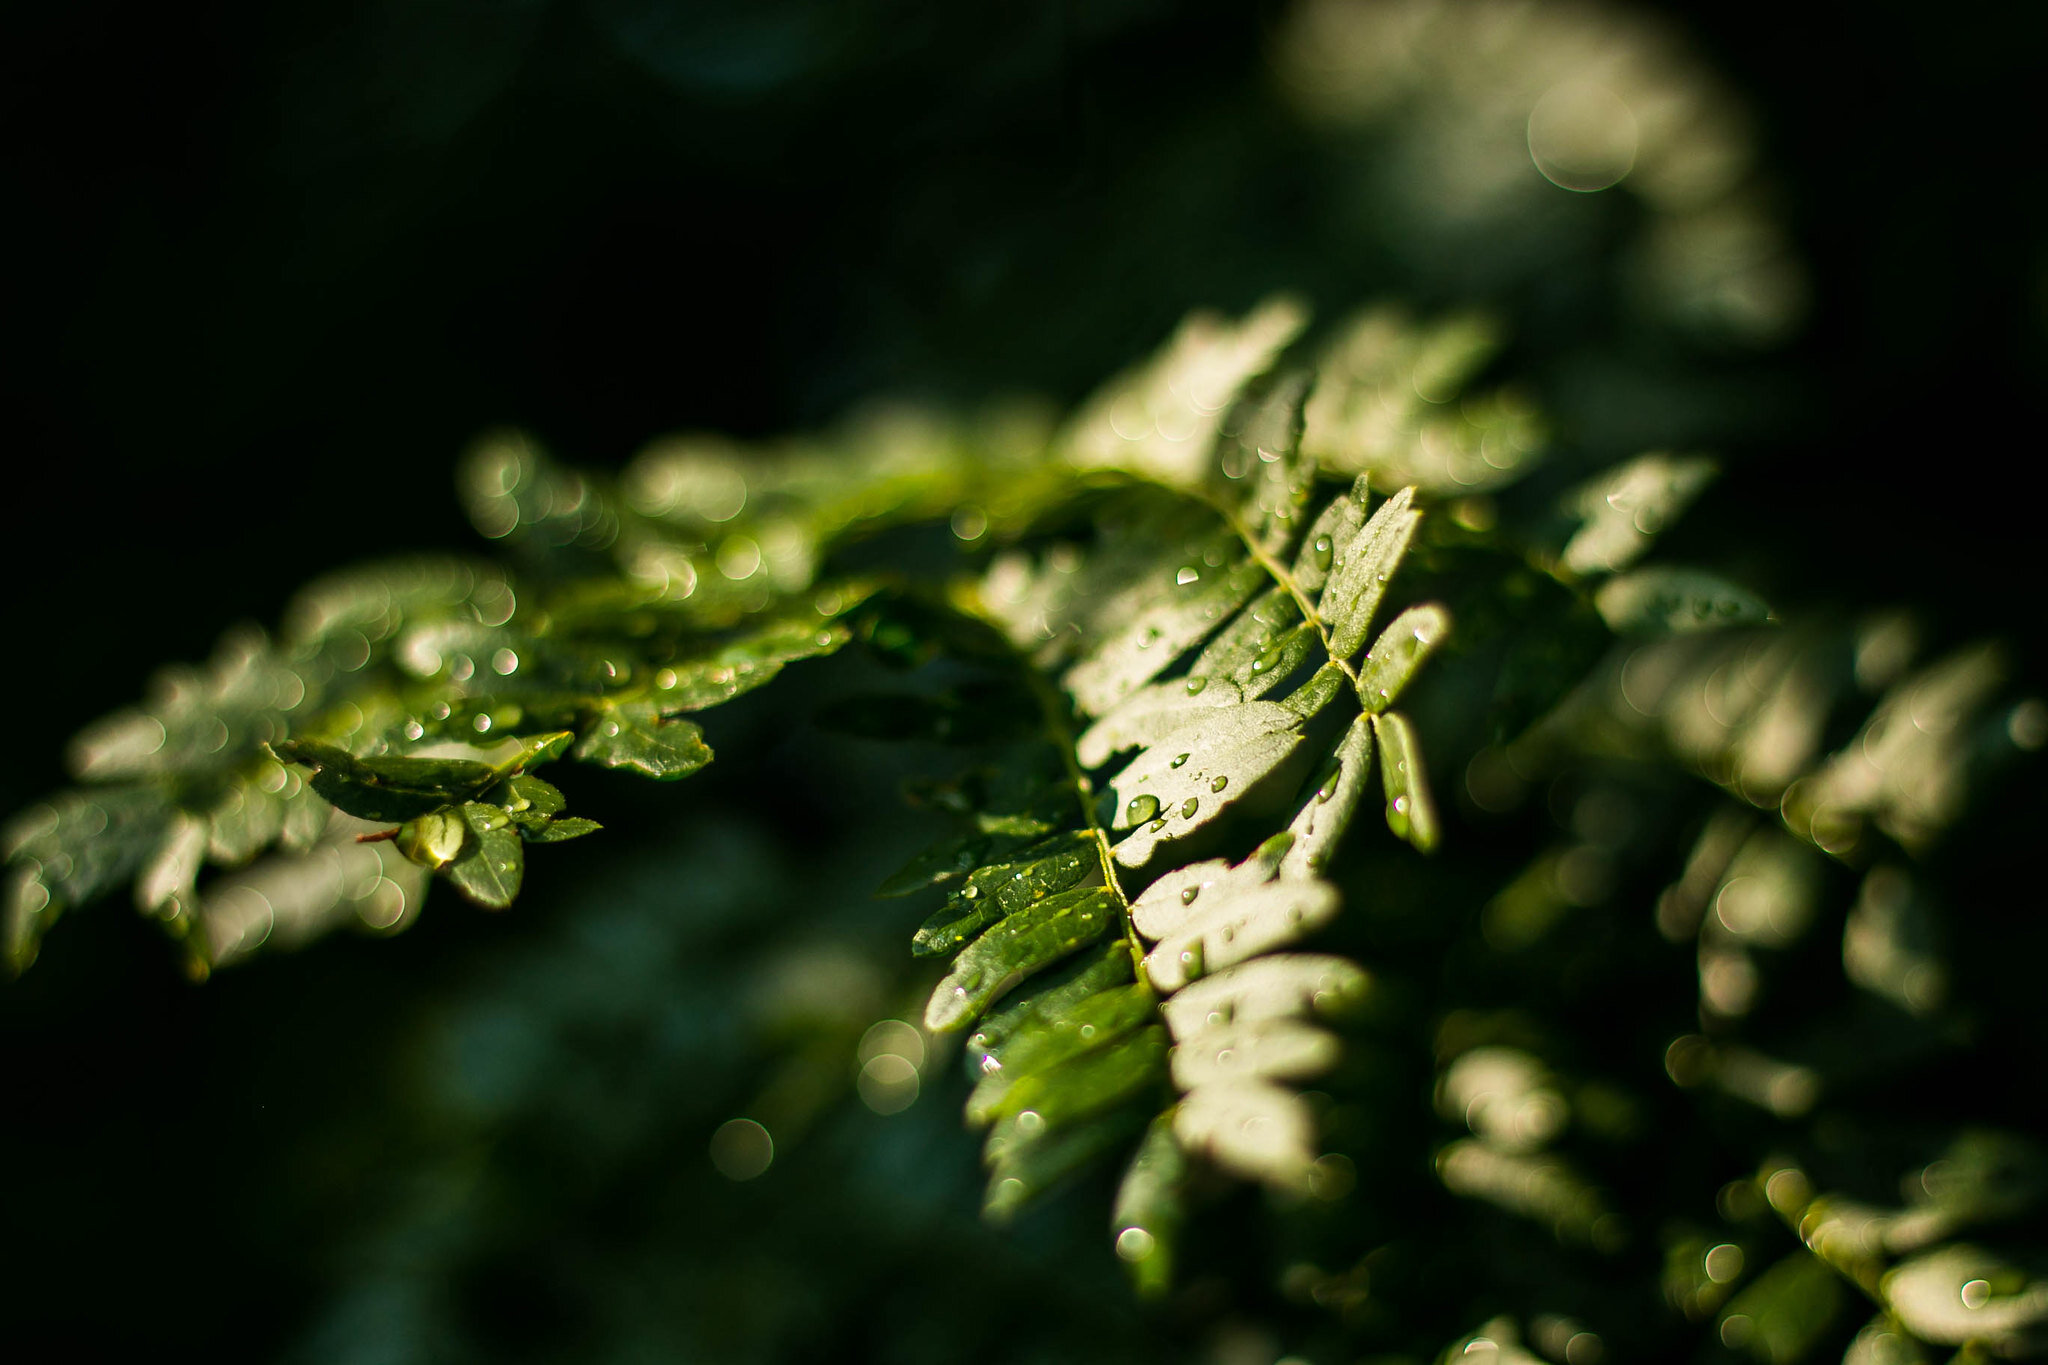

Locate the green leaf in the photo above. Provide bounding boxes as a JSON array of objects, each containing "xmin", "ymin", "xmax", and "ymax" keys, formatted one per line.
[
  {"xmin": 444, "ymin": 802, "xmax": 524, "ymax": 908},
  {"xmin": 1594, "ymin": 567, "xmax": 1771, "ymax": 636},
  {"xmin": 966, "ymin": 983, "xmax": 1156, "ymax": 1124},
  {"xmin": 1110, "ymin": 1115, "xmax": 1187, "ymax": 1298},
  {"xmin": 1156, "ymin": 953, "xmax": 1371, "ymax": 1037},
  {"xmin": 4, "ymin": 785, "xmax": 171, "ymax": 971},
  {"xmin": 979, "ymin": 1023, "xmax": 1169, "ymax": 1134},
  {"xmin": 1106, "ymin": 698, "xmax": 1321, "ymax": 869},
  {"xmin": 656, "ymin": 615, "xmax": 855, "ymax": 711},
  {"xmin": 1715, "ymin": 1252, "xmax": 1847, "ymax": 1363},
  {"xmin": 1128, "ymin": 854, "xmax": 1340, "ymax": 993},
  {"xmin": 1061, "ymin": 297, "xmax": 1308, "ymax": 492},
  {"xmin": 1280, "ymin": 713, "xmax": 1374, "ymax": 879},
  {"xmin": 1169, "ymin": 1018, "xmax": 1339, "ymax": 1090},
  {"xmin": 1356, "ymin": 603, "xmax": 1451, "ymax": 713},
  {"xmin": 984, "ymin": 1104, "xmax": 1152, "ymax": 1225},
  {"xmin": 499, "ymin": 773, "xmax": 565, "ymax": 816},
  {"xmin": 573, "ymin": 699, "xmax": 713, "ymax": 779},
  {"xmin": 1061, "ymin": 552, "xmax": 1268, "ymax": 719},
  {"xmin": 1300, "ymin": 306, "xmax": 1542, "ymax": 494},
  {"xmin": 909, "ymin": 830, "xmax": 1096, "ymax": 957},
  {"xmin": 1321, "ymin": 484, "xmax": 1420, "ymax": 660},
  {"xmin": 1174, "ymin": 1080, "xmax": 1319, "ymax": 1191},
  {"xmin": 1218, "ymin": 367, "xmax": 1317, "ymax": 554},
  {"xmin": 926, "ymin": 887, "xmax": 1118, "ymax": 1032},
  {"xmin": 274, "ymin": 739, "xmax": 500, "ymax": 822},
  {"xmin": 522, "ymin": 816, "xmax": 600, "ymax": 843},
  {"xmin": 966, "ymin": 939, "xmax": 1137, "ymax": 1076},
  {"xmin": 1882, "ymin": 1245, "xmax": 2048, "ymax": 1352},
  {"xmin": 1072, "ymin": 590, "xmax": 1311, "ymax": 768},
  {"xmin": 1372, "ymin": 709, "xmax": 1439, "ymax": 852},
  {"xmin": 1560, "ymin": 452, "xmax": 1719, "ymax": 577}
]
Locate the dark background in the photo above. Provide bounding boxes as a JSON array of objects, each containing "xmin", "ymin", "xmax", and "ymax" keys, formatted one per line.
[{"xmin": 4, "ymin": 0, "xmax": 2043, "ymax": 1358}]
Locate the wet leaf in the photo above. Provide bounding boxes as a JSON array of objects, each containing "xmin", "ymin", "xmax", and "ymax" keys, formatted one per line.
[
  {"xmin": 967, "ymin": 983, "xmax": 1156, "ymax": 1124},
  {"xmin": 1174, "ymin": 1080, "xmax": 1317, "ymax": 1191},
  {"xmin": 909, "ymin": 830, "xmax": 1095, "ymax": 957},
  {"xmin": 1373, "ymin": 709, "xmax": 1438, "ymax": 852},
  {"xmin": 522, "ymin": 816, "xmax": 601, "ymax": 843},
  {"xmin": 1111, "ymin": 1114, "xmax": 1187, "ymax": 1298},
  {"xmin": 925, "ymin": 887, "xmax": 1118, "ymax": 1032},
  {"xmin": 1106, "ymin": 701, "xmax": 1314, "ymax": 868},
  {"xmin": 274, "ymin": 739, "xmax": 500, "ymax": 822},
  {"xmin": 1321, "ymin": 485, "xmax": 1419, "ymax": 660},
  {"xmin": 573, "ymin": 699, "xmax": 713, "ymax": 779},
  {"xmin": 1062, "ymin": 554, "xmax": 1268, "ymax": 718},
  {"xmin": 1169, "ymin": 1018, "xmax": 1339, "ymax": 1090},
  {"xmin": 1280, "ymin": 713, "xmax": 1374, "ymax": 879},
  {"xmin": 1157, "ymin": 954, "xmax": 1371, "ymax": 1038},
  {"xmin": 444, "ymin": 801, "xmax": 525, "ymax": 908},
  {"xmin": 966, "ymin": 939, "xmax": 1137, "ymax": 1076},
  {"xmin": 1595, "ymin": 567, "xmax": 1771, "ymax": 636},
  {"xmin": 1355, "ymin": 603, "xmax": 1451, "ymax": 714}
]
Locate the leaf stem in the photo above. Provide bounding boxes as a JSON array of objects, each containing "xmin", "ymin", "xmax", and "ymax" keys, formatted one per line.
[{"xmin": 1016, "ymin": 662, "xmax": 1154, "ymax": 986}]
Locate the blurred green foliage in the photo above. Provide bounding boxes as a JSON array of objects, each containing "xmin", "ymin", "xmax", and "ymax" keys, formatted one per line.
[{"xmin": 6, "ymin": 0, "xmax": 2045, "ymax": 1362}]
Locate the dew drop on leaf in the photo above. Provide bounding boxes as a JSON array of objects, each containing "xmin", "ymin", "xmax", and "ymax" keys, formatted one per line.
[
  {"xmin": 1127, "ymin": 794, "xmax": 1162, "ymax": 824},
  {"xmin": 1171, "ymin": 753, "xmax": 1191, "ymax": 769},
  {"xmin": 1181, "ymin": 797, "xmax": 1200, "ymax": 819},
  {"xmin": 1211, "ymin": 776, "xmax": 1228, "ymax": 792}
]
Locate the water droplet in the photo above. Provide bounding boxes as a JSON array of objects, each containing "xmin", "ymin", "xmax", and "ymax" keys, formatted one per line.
[
  {"xmin": 473, "ymin": 714, "xmax": 493, "ymax": 734},
  {"xmin": 1147, "ymin": 818, "xmax": 1167, "ymax": 832},
  {"xmin": 1170, "ymin": 753, "xmax": 1190, "ymax": 769},
  {"xmin": 603, "ymin": 720, "xmax": 621, "ymax": 737},
  {"xmin": 1180, "ymin": 886, "xmax": 1200, "ymax": 905},
  {"xmin": 1176, "ymin": 566, "xmax": 1200, "ymax": 586},
  {"xmin": 962, "ymin": 885, "xmax": 981, "ymax": 900},
  {"xmin": 1210, "ymin": 776, "xmax": 1228, "ymax": 793},
  {"xmin": 1250, "ymin": 643, "xmax": 1285, "ymax": 674},
  {"xmin": 1392, "ymin": 795, "xmax": 1409, "ymax": 814},
  {"xmin": 1185, "ymin": 676, "xmax": 1208, "ymax": 696},
  {"xmin": 1126, "ymin": 794, "xmax": 1162, "ymax": 824},
  {"xmin": 1137, "ymin": 626, "xmax": 1161, "ymax": 650},
  {"xmin": 403, "ymin": 720, "xmax": 425, "ymax": 741},
  {"xmin": 1115, "ymin": 1227, "xmax": 1157, "ymax": 1262},
  {"xmin": 1180, "ymin": 797, "xmax": 1200, "ymax": 819},
  {"xmin": 1312, "ymin": 535, "xmax": 1334, "ymax": 571}
]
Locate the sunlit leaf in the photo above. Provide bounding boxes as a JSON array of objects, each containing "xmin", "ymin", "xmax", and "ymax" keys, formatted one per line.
[
  {"xmin": 1594, "ymin": 567, "xmax": 1771, "ymax": 636},
  {"xmin": 1355, "ymin": 603, "xmax": 1451, "ymax": 714},
  {"xmin": 1560, "ymin": 452, "xmax": 1719, "ymax": 576},
  {"xmin": 573, "ymin": 699, "xmax": 714, "ymax": 779},
  {"xmin": 1321, "ymin": 485, "xmax": 1420, "ymax": 660}
]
